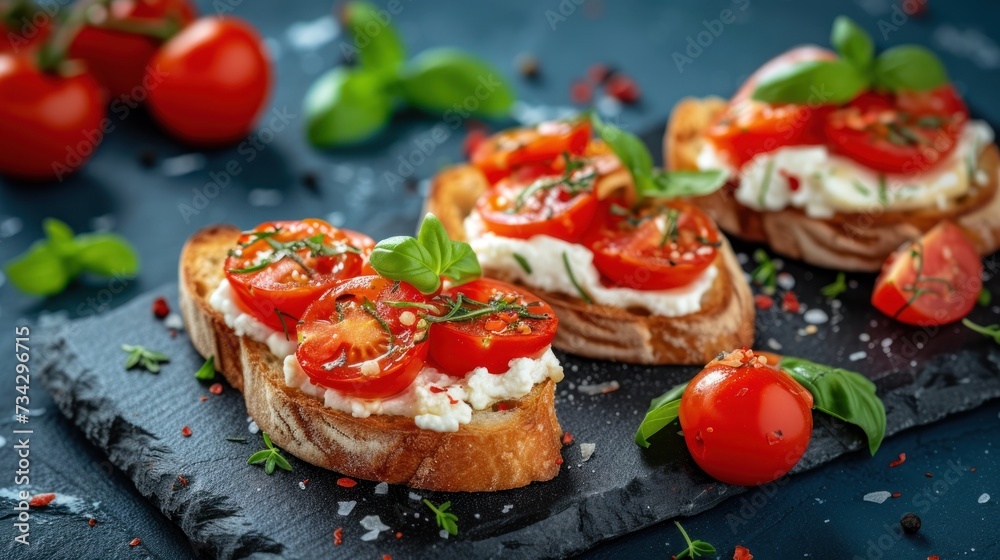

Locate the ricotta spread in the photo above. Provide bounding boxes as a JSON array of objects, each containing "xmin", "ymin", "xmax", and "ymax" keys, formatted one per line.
[
  {"xmin": 208, "ymin": 279, "xmax": 298, "ymax": 359},
  {"xmin": 464, "ymin": 213, "xmax": 717, "ymax": 317},
  {"xmin": 696, "ymin": 120, "xmax": 995, "ymax": 218}
]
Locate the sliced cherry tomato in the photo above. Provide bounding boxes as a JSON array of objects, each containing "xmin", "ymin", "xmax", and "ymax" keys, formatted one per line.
[
  {"xmin": 147, "ymin": 17, "xmax": 271, "ymax": 145},
  {"xmin": 428, "ymin": 278, "xmax": 558, "ymax": 375},
  {"xmin": 872, "ymin": 221, "xmax": 982, "ymax": 326},
  {"xmin": 224, "ymin": 219, "xmax": 374, "ymax": 334},
  {"xmin": 584, "ymin": 199, "xmax": 720, "ymax": 290},
  {"xmin": 471, "ymin": 118, "xmax": 591, "ymax": 183},
  {"xmin": 67, "ymin": 0, "xmax": 197, "ymax": 99},
  {"xmin": 0, "ymin": 54, "xmax": 105, "ymax": 181},
  {"xmin": 679, "ymin": 349, "xmax": 814, "ymax": 486},
  {"xmin": 476, "ymin": 162, "xmax": 598, "ymax": 242},
  {"xmin": 296, "ymin": 276, "xmax": 430, "ymax": 398},
  {"xmin": 706, "ymin": 46, "xmax": 836, "ymax": 167},
  {"xmin": 825, "ymin": 86, "xmax": 968, "ymax": 174}
]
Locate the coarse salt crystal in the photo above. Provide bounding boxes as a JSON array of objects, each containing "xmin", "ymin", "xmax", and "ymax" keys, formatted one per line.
[
  {"xmin": 164, "ymin": 313, "xmax": 184, "ymax": 330},
  {"xmin": 776, "ymin": 272, "xmax": 795, "ymax": 290},
  {"xmin": 375, "ymin": 482, "xmax": 389, "ymax": 495},
  {"xmin": 408, "ymin": 492, "xmax": 421, "ymax": 501},
  {"xmin": 849, "ymin": 351, "xmax": 867, "ymax": 362},
  {"xmin": 337, "ymin": 501, "xmax": 356, "ymax": 516},
  {"xmin": 248, "ymin": 421, "xmax": 259, "ymax": 434},
  {"xmin": 577, "ymin": 381, "xmax": 620, "ymax": 395},
  {"xmin": 359, "ymin": 515, "xmax": 389, "ymax": 542},
  {"xmin": 978, "ymin": 493, "xmax": 990, "ymax": 504},
  {"xmin": 502, "ymin": 504, "xmax": 513, "ymax": 514},
  {"xmin": 881, "ymin": 338, "xmax": 893, "ymax": 348},
  {"xmin": 859, "ymin": 333, "xmax": 870, "ymax": 342},
  {"xmin": 298, "ymin": 481, "xmax": 306, "ymax": 490},
  {"xmin": 580, "ymin": 443, "xmax": 596, "ymax": 462},
  {"xmin": 863, "ymin": 491, "xmax": 892, "ymax": 504},
  {"xmin": 803, "ymin": 309, "xmax": 829, "ymax": 324},
  {"xmin": 767, "ymin": 338, "xmax": 783, "ymax": 351}
]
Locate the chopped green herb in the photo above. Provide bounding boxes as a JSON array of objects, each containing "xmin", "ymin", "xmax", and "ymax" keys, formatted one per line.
[
  {"xmin": 513, "ymin": 253, "xmax": 533, "ymax": 274},
  {"xmin": 852, "ymin": 180, "xmax": 871, "ymax": 196},
  {"xmin": 673, "ymin": 521, "xmax": 716, "ymax": 559},
  {"xmin": 821, "ymin": 272, "xmax": 848, "ymax": 299},
  {"xmin": 750, "ymin": 249, "xmax": 778, "ymax": 295},
  {"xmin": 757, "ymin": 159, "xmax": 776, "ymax": 208},
  {"xmin": 978, "ymin": 289, "xmax": 992, "ymax": 307},
  {"xmin": 963, "ymin": 318, "xmax": 1000, "ymax": 344},
  {"xmin": 562, "ymin": 251, "xmax": 593, "ymax": 304},
  {"xmin": 247, "ymin": 432, "xmax": 293, "ymax": 475},
  {"xmin": 194, "ymin": 356, "xmax": 216, "ymax": 381},
  {"xmin": 877, "ymin": 174, "xmax": 889, "ymax": 207},
  {"xmin": 122, "ymin": 345, "xmax": 169, "ymax": 373},
  {"xmin": 423, "ymin": 499, "xmax": 459, "ymax": 536}
]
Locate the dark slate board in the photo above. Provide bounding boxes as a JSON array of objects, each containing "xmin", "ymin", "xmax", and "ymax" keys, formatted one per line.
[{"xmin": 38, "ymin": 254, "xmax": 1000, "ymax": 560}]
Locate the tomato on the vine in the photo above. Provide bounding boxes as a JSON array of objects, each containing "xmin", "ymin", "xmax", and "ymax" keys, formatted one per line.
[
  {"xmin": 678, "ymin": 349, "xmax": 814, "ymax": 486},
  {"xmin": 0, "ymin": 54, "xmax": 104, "ymax": 181},
  {"xmin": 824, "ymin": 86, "xmax": 968, "ymax": 174},
  {"xmin": 472, "ymin": 119, "xmax": 591, "ymax": 183},
  {"xmin": 584, "ymin": 198, "xmax": 720, "ymax": 290},
  {"xmin": 67, "ymin": 0, "xmax": 197, "ymax": 99},
  {"xmin": 296, "ymin": 276, "xmax": 431, "ymax": 398},
  {"xmin": 871, "ymin": 221, "xmax": 982, "ymax": 326},
  {"xmin": 1, "ymin": 1, "xmax": 51, "ymax": 53},
  {"xmin": 147, "ymin": 16, "xmax": 271, "ymax": 145},
  {"xmin": 224, "ymin": 219, "xmax": 374, "ymax": 334},
  {"xmin": 476, "ymin": 160, "xmax": 598, "ymax": 242},
  {"xmin": 428, "ymin": 278, "xmax": 558, "ymax": 375},
  {"xmin": 705, "ymin": 46, "xmax": 836, "ymax": 167}
]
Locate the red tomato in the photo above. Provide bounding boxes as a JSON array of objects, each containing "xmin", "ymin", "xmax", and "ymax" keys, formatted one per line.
[
  {"xmin": 471, "ymin": 119, "xmax": 591, "ymax": 183},
  {"xmin": 428, "ymin": 278, "xmax": 558, "ymax": 375},
  {"xmin": 476, "ymin": 163, "xmax": 598, "ymax": 242},
  {"xmin": 706, "ymin": 46, "xmax": 836, "ymax": 167},
  {"xmin": 296, "ymin": 276, "xmax": 431, "ymax": 398},
  {"xmin": 679, "ymin": 349, "xmax": 814, "ymax": 486},
  {"xmin": 147, "ymin": 17, "xmax": 271, "ymax": 145},
  {"xmin": 0, "ymin": 54, "xmax": 105, "ymax": 181},
  {"xmin": 224, "ymin": 219, "xmax": 374, "ymax": 334},
  {"xmin": 871, "ymin": 221, "xmax": 982, "ymax": 326},
  {"xmin": 0, "ymin": 3, "xmax": 51, "ymax": 53},
  {"xmin": 825, "ymin": 86, "xmax": 968, "ymax": 174},
  {"xmin": 584, "ymin": 199, "xmax": 720, "ymax": 290},
  {"xmin": 68, "ymin": 0, "xmax": 197, "ymax": 100}
]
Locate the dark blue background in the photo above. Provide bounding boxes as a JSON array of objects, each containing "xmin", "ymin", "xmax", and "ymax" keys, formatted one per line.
[{"xmin": 1, "ymin": 0, "xmax": 997, "ymax": 558}]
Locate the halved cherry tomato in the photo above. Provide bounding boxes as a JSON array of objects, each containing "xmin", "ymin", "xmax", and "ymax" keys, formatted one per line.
[
  {"xmin": 296, "ymin": 276, "xmax": 430, "ymax": 398},
  {"xmin": 476, "ymin": 164, "xmax": 598, "ymax": 242},
  {"xmin": 584, "ymin": 199, "xmax": 720, "ymax": 290},
  {"xmin": 428, "ymin": 278, "xmax": 558, "ymax": 375},
  {"xmin": 825, "ymin": 86, "xmax": 968, "ymax": 174},
  {"xmin": 471, "ymin": 118, "xmax": 591, "ymax": 183},
  {"xmin": 0, "ymin": 54, "xmax": 105, "ymax": 181},
  {"xmin": 224, "ymin": 219, "xmax": 374, "ymax": 334},
  {"xmin": 67, "ymin": 0, "xmax": 197, "ymax": 99},
  {"xmin": 147, "ymin": 17, "xmax": 271, "ymax": 145},
  {"xmin": 679, "ymin": 349, "xmax": 814, "ymax": 486},
  {"xmin": 706, "ymin": 46, "xmax": 836, "ymax": 167},
  {"xmin": 872, "ymin": 221, "xmax": 982, "ymax": 326}
]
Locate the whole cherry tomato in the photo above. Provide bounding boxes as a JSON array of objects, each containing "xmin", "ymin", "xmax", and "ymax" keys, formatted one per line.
[
  {"xmin": 67, "ymin": 0, "xmax": 197, "ymax": 99},
  {"xmin": 147, "ymin": 16, "xmax": 271, "ymax": 145},
  {"xmin": 0, "ymin": 53, "xmax": 105, "ymax": 181},
  {"xmin": 679, "ymin": 349, "xmax": 814, "ymax": 486}
]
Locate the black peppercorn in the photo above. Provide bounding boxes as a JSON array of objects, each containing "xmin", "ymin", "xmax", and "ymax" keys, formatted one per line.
[{"xmin": 900, "ymin": 513, "xmax": 921, "ymax": 534}]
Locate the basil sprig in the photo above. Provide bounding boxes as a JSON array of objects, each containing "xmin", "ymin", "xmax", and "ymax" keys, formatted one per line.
[
  {"xmin": 590, "ymin": 113, "xmax": 727, "ymax": 200},
  {"xmin": 369, "ymin": 213, "xmax": 481, "ymax": 294},
  {"xmin": 753, "ymin": 16, "xmax": 949, "ymax": 105},
  {"xmin": 634, "ymin": 356, "xmax": 887, "ymax": 456},
  {"xmin": 305, "ymin": 2, "xmax": 514, "ymax": 147},
  {"xmin": 4, "ymin": 218, "xmax": 139, "ymax": 297}
]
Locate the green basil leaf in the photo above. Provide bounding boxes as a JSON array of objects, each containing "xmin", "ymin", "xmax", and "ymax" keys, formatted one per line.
[
  {"xmin": 4, "ymin": 241, "xmax": 70, "ymax": 296},
  {"xmin": 646, "ymin": 381, "xmax": 688, "ymax": 413},
  {"xmin": 590, "ymin": 112, "xmax": 654, "ymax": 190},
  {"xmin": 195, "ymin": 356, "xmax": 216, "ymax": 381},
  {"xmin": 304, "ymin": 67, "xmax": 394, "ymax": 147},
  {"xmin": 752, "ymin": 59, "xmax": 869, "ymax": 105},
  {"xmin": 781, "ymin": 356, "xmax": 886, "ymax": 455},
  {"xmin": 73, "ymin": 233, "xmax": 140, "ymax": 277},
  {"xmin": 398, "ymin": 48, "xmax": 514, "ymax": 118},
  {"xmin": 647, "ymin": 170, "xmax": 728, "ymax": 199},
  {"xmin": 831, "ymin": 16, "xmax": 874, "ymax": 70},
  {"xmin": 873, "ymin": 45, "xmax": 948, "ymax": 92},
  {"xmin": 370, "ymin": 214, "xmax": 481, "ymax": 294},
  {"xmin": 343, "ymin": 1, "xmax": 406, "ymax": 72},
  {"xmin": 43, "ymin": 218, "xmax": 74, "ymax": 248}
]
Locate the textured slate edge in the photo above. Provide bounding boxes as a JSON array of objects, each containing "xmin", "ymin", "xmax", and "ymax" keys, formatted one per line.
[{"xmin": 37, "ymin": 285, "xmax": 1000, "ymax": 560}]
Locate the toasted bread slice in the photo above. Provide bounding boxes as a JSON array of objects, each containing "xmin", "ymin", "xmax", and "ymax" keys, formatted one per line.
[
  {"xmin": 666, "ymin": 96, "xmax": 1000, "ymax": 271},
  {"xmin": 178, "ymin": 225, "xmax": 563, "ymax": 491},
  {"xmin": 424, "ymin": 160, "xmax": 755, "ymax": 365}
]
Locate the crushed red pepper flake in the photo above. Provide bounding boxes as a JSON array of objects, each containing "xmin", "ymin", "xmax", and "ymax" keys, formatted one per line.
[
  {"xmin": 927, "ymin": 556, "xmax": 940, "ymax": 560},
  {"xmin": 199, "ymin": 396, "xmax": 208, "ymax": 402},
  {"xmin": 209, "ymin": 383, "xmax": 223, "ymax": 395},
  {"xmin": 570, "ymin": 80, "xmax": 592, "ymax": 104},
  {"xmin": 587, "ymin": 63, "xmax": 612, "ymax": 84},
  {"xmin": 754, "ymin": 294, "xmax": 774, "ymax": 310},
  {"xmin": 152, "ymin": 297, "xmax": 170, "ymax": 319},
  {"xmin": 181, "ymin": 426, "xmax": 192, "ymax": 437},
  {"xmin": 337, "ymin": 477, "xmax": 357, "ymax": 488},
  {"xmin": 463, "ymin": 128, "xmax": 488, "ymax": 157},
  {"xmin": 395, "ymin": 531, "xmax": 402, "ymax": 539},
  {"xmin": 333, "ymin": 527, "xmax": 344, "ymax": 545},
  {"xmin": 88, "ymin": 518, "xmax": 97, "ymax": 527},
  {"xmin": 555, "ymin": 457, "xmax": 564, "ymax": 465},
  {"xmin": 734, "ymin": 545, "xmax": 754, "ymax": 560},
  {"xmin": 383, "ymin": 555, "xmax": 392, "ymax": 560},
  {"xmin": 891, "ymin": 492, "xmax": 901, "ymax": 498},
  {"xmin": 129, "ymin": 538, "xmax": 141, "ymax": 547},
  {"xmin": 29, "ymin": 493, "xmax": 56, "ymax": 507},
  {"xmin": 302, "ymin": 479, "xmax": 310, "ymax": 486},
  {"xmin": 925, "ymin": 472, "xmax": 934, "ymax": 478},
  {"xmin": 781, "ymin": 291, "xmax": 800, "ymax": 313},
  {"xmin": 971, "ymin": 467, "xmax": 976, "ymax": 472},
  {"xmin": 605, "ymin": 74, "xmax": 640, "ymax": 104},
  {"xmin": 428, "ymin": 386, "xmax": 446, "ymax": 394},
  {"xmin": 178, "ymin": 476, "xmax": 188, "ymax": 486},
  {"xmin": 562, "ymin": 431, "xmax": 574, "ymax": 445},
  {"xmin": 889, "ymin": 453, "xmax": 906, "ymax": 467}
]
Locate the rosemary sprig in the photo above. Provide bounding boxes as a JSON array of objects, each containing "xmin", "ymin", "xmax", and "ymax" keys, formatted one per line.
[
  {"xmin": 673, "ymin": 521, "xmax": 716, "ymax": 559},
  {"xmin": 122, "ymin": 344, "xmax": 170, "ymax": 373},
  {"xmin": 511, "ymin": 153, "xmax": 596, "ymax": 212},
  {"xmin": 963, "ymin": 318, "xmax": 1000, "ymax": 344},
  {"xmin": 274, "ymin": 309, "xmax": 297, "ymax": 341},
  {"xmin": 513, "ymin": 253, "xmax": 533, "ymax": 274},
  {"xmin": 658, "ymin": 208, "xmax": 680, "ymax": 247},
  {"xmin": 562, "ymin": 251, "xmax": 593, "ymax": 304},
  {"xmin": 247, "ymin": 432, "xmax": 292, "ymax": 475},
  {"xmin": 228, "ymin": 232, "xmax": 360, "ymax": 276},
  {"xmin": 385, "ymin": 293, "xmax": 549, "ymax": 324},
  {"xmin": 757, "ymin": 158, "xmax": 776, "ymax": 207},
  {"xmin": 423, "ymin": 499, "xmax": 459, "ymax": 536}
]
